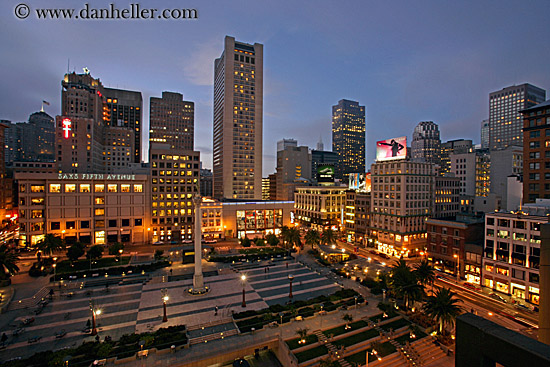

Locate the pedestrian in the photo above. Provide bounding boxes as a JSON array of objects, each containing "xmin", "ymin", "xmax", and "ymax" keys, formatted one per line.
[
  {"xmin": 215, "ymin": 306, "xmax": 218, "ymax": 316},
  {"xmin": 170, "ymin": 268, "xmax": 173, "ymax": 275},
  {"xmin": 95, "ymin": 334, "xmax": 100, "ymax": 343}
]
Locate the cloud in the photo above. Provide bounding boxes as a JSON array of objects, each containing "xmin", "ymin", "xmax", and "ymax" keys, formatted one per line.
[{"xmin": 182, "ymin": 39, "xmax": 220, "ymax": 86}]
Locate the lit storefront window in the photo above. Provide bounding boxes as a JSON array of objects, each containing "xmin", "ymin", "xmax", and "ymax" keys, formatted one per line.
[{"xmin": 95, "ymin": 231, "xmax": 105, "ymax": 245}]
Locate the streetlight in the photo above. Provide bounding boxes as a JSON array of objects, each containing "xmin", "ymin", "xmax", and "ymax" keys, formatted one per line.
[
  {"xmin": 453, "ymin": 254, "xmax": 460, "ymax": 282},
  {"xmin": 53, "ymin": 257, "xmax": 58, "ymax": 283},
  {"xmin": 241, "ymin": 274, "xmax": 247, "ymax": 307},
  {"xmin": 288, "ymin": 274, "xmax": 294, "ymax": 300},
  {"xmin": 161, "ymin": 288, "xmax": 169, "ymax": 322},
  {"xmin": 365, "ymin": 348, "xmax": 381, "ymax": 367},
  {"xmin": 354, "ymin": 296, "xmax": 358, "ymax": 318},
  {"xmin": 90, "ymin": 300, "xmax": 101, "ymax": 336},
  {"xmin": 319, "ymin": 303, "xmax": 324, "ymax": 330}
]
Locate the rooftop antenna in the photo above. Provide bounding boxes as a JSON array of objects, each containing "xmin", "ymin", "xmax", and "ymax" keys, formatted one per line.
[{"xmin": 67, "ymin": 58, "xmax": 70, "ymax": 74}]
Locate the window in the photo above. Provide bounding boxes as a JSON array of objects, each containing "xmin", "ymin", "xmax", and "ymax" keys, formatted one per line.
[
  {"xmin": 95, "ymin": 208, "xmax": 105, "ymax": 216},
  {"xmin": 66, "ymin": 221, "xmax": 76, "ymax": 230},
  {"xmin": 95, "ymin": 197, "xmax": 105, "ymax": 205},
  {"xmin": 108, "ymin": 184, "xmax": 118, "ymax": 193},
  {"xmin": 135, "ymin": 218, "xmax": 142, "ymax": 226},
  {"xmin": 134, "ymin": 184, "xmax": 143, "ymax": 192},
  {"xmin": 80, "ymin": 184, "xmax": 91, "ymax": 192},
  {"xmin": 121, "ymin": 184, "xmax": 130, "ymax": 193},
  {"xmin": 50, "ymin": 222, "xmax": 61, "ymax": 230},
  {"xmin": 31, "ymin": 210, "xmax": 44, "ymax": 218},
  {"xmin": 95, "ymin": 184, "xmax": 105, "ymax": 193},
  {"xmin": 95, "ymin": 220, "xmax": 105, "ymax": 228},
  {"xmin": 31, "ymin": 185, "xmax": 45, "ymax": 193},
  {"xmin": 65, "ymin": 184, "xmax": 76, "ymax": 193},
  {"xmin": 50, "ymin": 184, "xmax": 61, "ymax": 193},
  {"xmin": 529, "ymin": 273, "xmax": 539, "ymax": 284},
  {"xmin": 108, "ymin": 219, "xmax": 117, "ymax": 228},
  {"xmin": 121, "ymin": 219, "xmax": 130, "ymax": 227},
  {"xmin": 512, "ymin": 269, "xmax": 525, "ymax": 280},
  {"xmin": 31, "ymin": 198, "xmax": 44, "ymax": 205},
  {"xmin": 81, "ymin": 220, "xmax": 90, "ymax": 229},
  {"xmin": 485, "ymin": 264, "xmax": 493, "ymax": 272}
]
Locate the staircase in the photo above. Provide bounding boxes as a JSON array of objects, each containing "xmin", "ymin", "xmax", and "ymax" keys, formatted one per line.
[
  {"xmin": 311, "ymin": 330, "xmax": 348, "ymax": 365},
  {"xmin": 189, "ymin": 328, "xmax": 238, "ymax": 345},
  {"xmin": 8, "ymin": 287, "xmax": 50, "ymax": 311},
  {"xmin": 392, "ymin": 339, "xmax": 422, "ymax": 366},
  {"xmin": 409, "ymin": 338, "xmax": 447, "ymax": 366}
]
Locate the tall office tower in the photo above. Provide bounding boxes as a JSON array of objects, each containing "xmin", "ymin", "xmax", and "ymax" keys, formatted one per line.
[
  {"xmin": 411, "ymin": 121, "xmax": 441, "ymax": 166},
  {"xmin": 489, "ymin": 145, "xmax": 522, "ymax": 208},
  {"xmin": 149, "ymin": 92, "xmax": 194, "ymax": 150},
  {"xmin": 277, "ymin": 138, "xmax": 297, "ymax": 152},
  {"xmin": 316, "ymin": 135, "xmax": 324, "ymax": 151},
  {"xmin": 57, "ymin": 71, "xmax": 107, "ymax": 173},
  {"xmin": 489, "ymin": 83, "xmax": 545, "ymax": 150},
  {"xmin": 213, "ymin": 36, "xmax": 263, "ymax": 199},
  {"xmin": 522, "ymin": 100, "xmax": 550, "ymax": 203},
  {"xmin": 440, "ymin": 139, "xmax": 473, "ymax": 175},
  {"xmin": 4, "ymin": 111, "xmax": 55, "ymax": 163},
  {"xmin": 481, "ymin": 119, "xmax": 489, "ymax": 150},
  {"xmin": 0, "ymin": 122, "xmax": 12, "ymax": 220},
  {"xmin": 104, "ymin": 88, "xmax": 143, "ymax": 163},
  {"xmin": 275, "ymin": 144, "xmax": 312, "ymax": 200},
  {"xmin": 262, "ymin": 177, "xmax": 270, "ymax": 200},
  {"xmin": 200, "ymin": 167, "xmax": 213, "ymax": 197},
  {"xmin": 311, "ymin": 150, "xmax": 338, "ymax": 184},
  {"xmin": 103, "ymin": 127, "xmax": 134, "ymax": 173},
  {"xmin": 150, "ymin": 143, "xmax": 200, "ymax": 243},
  {"xmin": 370, "ymin": 160, "xmax": 435, "ymax": 257},
  {"xmin": 332, "ymin": 99, "xmax": 366, "ymax": 180}
]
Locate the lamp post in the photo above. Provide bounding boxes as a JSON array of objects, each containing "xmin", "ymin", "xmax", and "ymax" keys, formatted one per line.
[
  {"xmin": 241, "ymin": 274, "xmax": 247, "ymax": 307},
  {"xmin": 453, "ymin": 254, "xmax": 460, "ymax": 283},
  {"xmin": 354, "ymin": 296, "xmax": 358, "ymax": 317},
  {"xmin": 365, "ymin": 349, "xmax": 381, "ymax": 367},
  {"xmin": 53, "ymin": 257, "xmax": 57, "ymax": 283},
  {"xmin": 288, "ymin": 274, "xmax": 294, "ymax": 300},
  {"xmin": 320, "ymin": 303, "xmax": 324, "ymax": 330},
  {"xmin": 161, "ymin": 288, "xmax": 168, "ymax": 322},
  {"xmin": 90, "ymin": 300, "xmax": 101, "ymax": 336}
]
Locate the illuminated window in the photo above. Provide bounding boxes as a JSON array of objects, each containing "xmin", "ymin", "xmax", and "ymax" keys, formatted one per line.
[
  {"xmin": 134, "ymin": 184, "xmax": 143, "ymax": 192},
  {"xmin": 95, "ymin": 197, "xmax": 105, "ymax": 205},
  {"xmin": 80, "ymin": 184, "xmax": 91, "ymax": 192},
  {"xmin": 31, "ymin": 185, "xmax": 45, "ymax": 193},
  {"xmin": 121, "ymin": 184, "xmax": 130, "ymax": 193},
  {"xmin": 95, "ymin": 184, "xmax": 105, "ymax": 193},
  {"xmin": 95, "ymin": 208, "xmax": 105, "ymax": 216},
  {"xmin": 108, "ymin": 184, "xmax": 117, "ymax": 192},
  {"xmin": 95, "ymin": 231, "xmax": 105, "ymax": 245},
  {"xmin": 50, "ymin": 184, "xmax": 61, "ymax": 193},
  {"xmin": 65, "ymin": 184, "xmax": 76, "ymax": 193}
]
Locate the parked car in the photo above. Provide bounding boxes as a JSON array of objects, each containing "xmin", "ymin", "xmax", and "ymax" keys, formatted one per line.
[
  {"xmin": 489, "ymin": 292, "xmax": 507, "ymax": 303},
  {"xmin": 463, "ymin": 282, "xmax": 481, "ymax": 291}
]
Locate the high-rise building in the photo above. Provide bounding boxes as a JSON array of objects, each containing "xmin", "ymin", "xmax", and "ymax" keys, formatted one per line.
[
  {"xmin": 316, "ymin": 135, "xmax": 324, "ymax": 151},
  {"xmin": 311, "ymin": 150, "xmax": 338, "ymax": 184},
  {"xmin": 149, "ymin": 143, "xmax": 200, "ymax": 243},
  {"xmin": 4, "ymin": 111, "xmax": 55, "ymax": 164},
  {"xmin": 481, "ymin": 119, "xmax": 489, "ymax": 150},
  {"xmin": 332, "ymin": 99, "xmax": 365, "ymax": 181},
  {"xmin": 440, "ymin": 139, "xmax": 473, "ymax": 175},
  {"xmin": 433, "ymin": 175, "xmax": 460, "ymax": 218},
  {"xmin": 276, "ymin": 144, "xmax": 311, "ymax": 184},
  {"xmin": 200, "ymin": 167, "xmax": 213, "ymax": 197},
  {"xmin": 411, "ymin": 121, "xmax": 441, "ymax": 167},
  {"xmin": 213, "ymin": 36, "xmax": 263, "ymax": 200},
  {"xmin": 489, "ymin": 145, "xmax": 522, "ymax": 209},
  {"xmin": 521, "ymin": 99, "xmax": 550, "ymax": 203},
  {"xmin": 277, "ymin": 138, "xmax": 297, "ymax": 152},
  {"xmin": 450, "ymin": 151, "xmax": 476, "ymax": 197},
  {"xmin": 370, "ymin": 160, "xmax": 435, "ymax": 256},
  {"xmin": 0, "ymin": 122, "xmax": 12, "ymax": 222},
  {"xmin": 149, "ymin": 92, "xmax": 194, "ymax": 150},
  {"xmin": 489, "ymin": 83, "xmax": 545, "ymax": 150},
  {"xmin": 104, "ymin": 88, "xmax": 143, "ymax": 163},
  {"xmin": 103, "ymin": 127, "xmax": 134, "ymax": 173},
  {"xmin": 262, "ymin": 177, "xmax": 270, "ymax": 200}
]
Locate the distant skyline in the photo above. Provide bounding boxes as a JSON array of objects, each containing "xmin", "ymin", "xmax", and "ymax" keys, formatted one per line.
[{"xmin": 1, "ymin": 0, "xmax": 549, "ymax": 176}]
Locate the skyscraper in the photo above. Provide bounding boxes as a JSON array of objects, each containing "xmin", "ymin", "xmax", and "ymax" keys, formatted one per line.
[
  {"xmin": 213, "ymin": 36, "xmax": 263, "ymax": 199},
  {"xmin": 481, "ymin": 119, "xmax": 489, "ymax": 150},
  {"xmin": 149, "ymin": 92, "xmax": 194, "ymax": 150},
  {"xmin": 489, "ymin": 83, "xmax": 545, "ymax": 150},
  {"xmin": 440, "ymin": 139, "xmax": 473, "ymax": 175},
  {"xmin": 411, "ymin": 121, "xmax": 441, "ymax": 166},
  {"xmin": 104, "ymin": 88, "xmax": 143, "ymax": 163},
  {"xmin": 332, "ymin": 99, "xmax": 365, "ymax": 180}
]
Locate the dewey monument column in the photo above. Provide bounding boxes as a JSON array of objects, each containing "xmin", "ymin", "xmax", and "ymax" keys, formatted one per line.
[{"xmin": 189, "ymin": 194, "xmax": 208, "ymax": 294}]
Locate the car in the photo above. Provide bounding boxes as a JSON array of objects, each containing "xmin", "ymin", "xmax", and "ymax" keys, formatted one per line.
[
  {"xmin": 463, "ymin": 283, "xmax": 481, "ymax": 291},
  {"xmin": 379, "ymin": 253, "xmax": 390, "ymax": 259},
  {"xmin": 489, "ymin": 292, "xmax": 507, "ymax": 303},
  {"xmin": 514, "ymin": 303, "xmax": 531, "ymax": 312},
  {"xmin": 369, "ymin": 250, "xmax": 378, "ymax": 255},
  {"xmin": 152, "ymin": 241, "xmax": 164, "ymax": 246}
]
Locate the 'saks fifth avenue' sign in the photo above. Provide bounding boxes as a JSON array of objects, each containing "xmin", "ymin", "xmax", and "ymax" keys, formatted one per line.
[{"xmin": 57, "ymin": 173, "xmax": 136, "ymax": 180}]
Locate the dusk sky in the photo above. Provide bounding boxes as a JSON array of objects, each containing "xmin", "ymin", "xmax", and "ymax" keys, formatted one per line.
[{"xmin": 1, "ymin": 0, "xmax": 549, "ymax": 176}]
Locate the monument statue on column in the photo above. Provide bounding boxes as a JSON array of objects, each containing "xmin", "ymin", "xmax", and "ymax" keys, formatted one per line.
[{"xmin": 189, "ymin": 190, "xmax": 209, "ymax": 295}]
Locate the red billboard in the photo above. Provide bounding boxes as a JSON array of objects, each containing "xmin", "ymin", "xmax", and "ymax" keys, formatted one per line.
[{"xmin": 376, "ymin": 137, "xmax": 407, "ymax": 161}]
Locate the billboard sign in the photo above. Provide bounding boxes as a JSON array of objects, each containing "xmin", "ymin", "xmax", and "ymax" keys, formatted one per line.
[
  {"xmin": 317, "ymin": 164, "xmax": 335, "ymax": 183},
  {"xmin": 348, "ymin": 172, "xmax": 372, "ymax": 192},
  {"xmin": 376, "ymin": 137, "xmax": 407, "ymax": 161}
]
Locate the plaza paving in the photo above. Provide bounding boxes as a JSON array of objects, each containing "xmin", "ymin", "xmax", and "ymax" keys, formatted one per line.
[{"xmin": 0, "ymin": 258, "xmax": 341, "ymax": 361}]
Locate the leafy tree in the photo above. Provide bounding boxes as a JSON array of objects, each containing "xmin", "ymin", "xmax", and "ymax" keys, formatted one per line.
[
  {"xmin": 254, "ymin": 238, "xmax": 266, "ymax": 247},
  {"xmin": 304, "ymin": 229, "xmax": 321, "ymax": 250},
  {"xmin": 108, "ymin": 242, "xmax": 125, "ymax": 260},
  {"xmin": 240, "ymin": 236, "xmax": 251, "ymax": 247},
  {"xmin": 37, "ymin": 234, "xmax": 64, "ymax": 259},
  {"xmin": 266, "ymin": 233, "xmax": 279, "ymax": 247},
  {"xmin": 86, "ymin": 245, "xmax": 104, "ymax": 261},
  {"xmin": 321, "ymin": 228, "xmax": 336, "ymax": 246},
  {"xmin": 0, "ymin": 244, "xmax": 20, "ymax": 279},
  {"xmin": 423, "ymin": 287, "xmax": 463, "ymax": 334},
  {"xmin": 296, "ymin": 327, "xmax": 309, "ymax": 342},
  {"xmin": 154, "ymin": 249, "xmax": 164, "ymax": 261},
  {"xmin": 66, "ymin": 242, "xmax": 85, "ymax": 264}
]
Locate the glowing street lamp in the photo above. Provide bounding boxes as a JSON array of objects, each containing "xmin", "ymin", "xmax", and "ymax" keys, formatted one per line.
[
  {"xmin": 453, "ymin": 254, "xmax": 460, "ymax": 282},
  {"xmin": 365, "ymin": 349, "xmax": 381, "ymax": 367},
  {"xmin": 241, "ymin": 274, "xmax": 247, "ymax": 307},
  {"xmin": 90, "ymin": 300, "xmax": 101, "ymax": 336},
  {"xmin": 288, "ymin": 274, "xmax": 294, "ymax": 299},
  {"xmin": 161, "ymin": 288, "xmax": 169, "ymax": 322}
]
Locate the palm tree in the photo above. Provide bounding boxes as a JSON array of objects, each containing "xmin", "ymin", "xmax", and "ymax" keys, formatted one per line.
[
  {"xmin": 423, "ymin": 287, "xmax": 463, "ymax": 334},
  {"xmin": 321, "ymin": 228, "xmax": 336, "ymax": 246},
  {"xmin": 36, "ymin": 234, "xmax": 64, "ymax": 259},
  {"xmin": 282, "ymin": 227, "xmax": 301, "ymax": 249},
  {"xmin": 304, "ymin": 229, "xmax": 321, "ymax": 250},
  {"xmin": 280, "ymin": 226, "xmax": 290, "ymax": 247},
  {"xmin": 390, "ymin": 259, "xmax": 422, "ymax": 309},
  {"xmin": 296, "ymin": 327, "xmax": 309, "ymax": 344},
  {"xmin": 342, "ymin": 313, "xmax": 353, "ymax": 329},
  {"xmin": 414, "ymin": 259, "xmax": 436, "ymax": 294},
  {"xmin": 0, "ymin": 244, "xmax": 20, "ymax": 279}
]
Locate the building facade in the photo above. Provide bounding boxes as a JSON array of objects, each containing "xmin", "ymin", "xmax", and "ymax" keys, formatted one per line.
[
  {"xmin": 411, "ymin": 121, "xmax": 441, "ymax": 167},
  {"xmin": 489, "ymin": 145, "xmax": 522, "ymax": 209},
  {"xmin": 489, "ymin": 83, "xmax": 545, "ymax": 150},
  {"xmin": 149, "ymin": 92, "xmax": 194, "ymax": 150},
  {"xmin": 481, "ymin": 119, "xmax": 489, "ymax": 150},
  {"xmin": 344, "ymin": 190, "xmax": 371, "ymax": 246},
  {"xmin": 294, "ymin": 186, "xmax": 346, "ymax": 230},
  {"xmin": 370, "ymin": 160, "xmax": 435, "ymax": 256},
  {"xmin": 4, "ymin": 112, "xmax": 55, "ymax": 164},
  {"xmin": 213, "ymin": 36, "xmax": 263, "ymax": 200},
  {"xmin": 200, "ymin": 168, "xmax": 213, "ymax": 198},
  {"xmin": 521, "ymin": 100, "xmax": 550, "ymax": 203},
  {"xmin": 440, "ymin": 139, "xmax": 473, "ymax": 176},
  {"xmin": 311, "ymin": 150, "xmax": 338, "ymax": 184},
  {"xmin": 332, "ymin": 99, "xmax": 366, "ymax": 181},
  {"xmin": 16, "ymin": 172, "xmax": 150, "ymax": 247},
  {"xmin": 433, "ymin": 175, "xmax": 460, "ymax": 218}
]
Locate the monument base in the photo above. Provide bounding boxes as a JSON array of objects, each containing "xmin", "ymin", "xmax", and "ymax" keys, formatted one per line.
[
  {"xmin": 188, "ymin": 285, "xmax": 210, "ymax": 295},
  {"xmin": 188, "ymin": 274, "xmax": 209, "ymax": 295}
]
